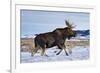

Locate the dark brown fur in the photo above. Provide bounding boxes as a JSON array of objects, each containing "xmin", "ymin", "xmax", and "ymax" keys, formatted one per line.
[{"xmin": 31, "ymin": 20, "xmax": 76, "ymax": 56}]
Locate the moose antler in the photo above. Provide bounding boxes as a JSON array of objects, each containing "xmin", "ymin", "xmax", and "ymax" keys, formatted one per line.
[{"xmin": 65, "ymin": 20, "xmax": 75, "ymax": 28}]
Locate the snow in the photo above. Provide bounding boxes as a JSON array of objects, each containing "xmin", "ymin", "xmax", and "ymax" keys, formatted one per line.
[
  {"xmin": 20, "ymin": 46, "xmax": 89, "ymax": 63},
  {"xmin": 21, "ymin": 35, "xmax": 36, "ymax": 38},
  {"xmin": 73, "ymin": 35, "xmax": 89, "ymax": 40}
]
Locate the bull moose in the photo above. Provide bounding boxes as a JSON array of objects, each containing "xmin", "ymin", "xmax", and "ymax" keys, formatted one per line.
[{"xmin": 31, "ymin": 20, "xmax": 76, "ymax": 56}]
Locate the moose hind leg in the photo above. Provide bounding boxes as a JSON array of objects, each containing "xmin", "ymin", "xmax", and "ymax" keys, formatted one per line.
[
  {"xmin": 41, "ymin": 45, "xmax": 48, "ymax": 56},
  {"xmin": 31, "ymin": 48, "xmax": 38, "ymax": 56},
  {"xmin": 41, "ymin": 48, "xmax": 48, "ymax": 56},
  {"xmin": 41, "ymin": 48, "xmax": 45, "ymax": 56}
]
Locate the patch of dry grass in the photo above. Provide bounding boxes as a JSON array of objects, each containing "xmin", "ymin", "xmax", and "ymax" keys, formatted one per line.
[
  {"xmin": 65, "ymin": 39, "xmax": 89, "ymax": 49},
  {"xmin": 21, "ymin": 38, "xmax": 35, "ymax": 52}
]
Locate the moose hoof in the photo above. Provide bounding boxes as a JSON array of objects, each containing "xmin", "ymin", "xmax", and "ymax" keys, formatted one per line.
[
  {"xmin": 66, "ymin": 53, "xmax": 69, "ymax": 56},
  {"xmin": 54, "ymin": 51, "xmax": 57, "ymax": 53},
  {"xmin": 56, "ymin": 53, "xmax": 60, "ymax": 55},
  {"xmin": 45, "ymin": 54, "xmax": 49, "ymax": 57}
]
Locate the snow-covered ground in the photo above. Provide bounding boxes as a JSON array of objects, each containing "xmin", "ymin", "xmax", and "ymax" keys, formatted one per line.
[{"xmin": 20, "ymin": 46, "xmax": 89, "ymax": 63}]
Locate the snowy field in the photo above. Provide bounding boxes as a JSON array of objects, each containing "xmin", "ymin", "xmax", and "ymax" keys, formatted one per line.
[{"xmin": 20, "ymin": 46, "xmax": 89, "ymax": 63}]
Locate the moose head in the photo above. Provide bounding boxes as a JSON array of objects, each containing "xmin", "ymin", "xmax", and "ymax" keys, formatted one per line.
[{"xmin": 64, "ymin": 20, "xmax": 76, "ymax": 39}]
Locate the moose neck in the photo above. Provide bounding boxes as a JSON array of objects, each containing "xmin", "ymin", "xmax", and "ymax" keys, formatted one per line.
[
  {"xmin": 63, "ymin": 27, "xmax": 72, "ymax": 40},
  {"xmin": 53, "ymin": 27, "xmax": 73, "ymax": 40}
]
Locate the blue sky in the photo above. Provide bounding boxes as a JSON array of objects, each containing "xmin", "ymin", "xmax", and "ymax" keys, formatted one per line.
[{"xmin": 20, "ymin": 10, "xmax": 90, "ymax": 36}]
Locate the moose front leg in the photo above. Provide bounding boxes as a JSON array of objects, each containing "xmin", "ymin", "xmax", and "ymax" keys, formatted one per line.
[
  {"xmin": 62, "ymin": 43, "xmax": 69, "ymax": 56},
  {"xmin": 63, "ymin": 47, "xmax": 69, "ymax": 56},
  {"xmin": 56, "ymin": 44, "xmax": 69, "ymax": 56},
  {"xmin": 68, "ymin": 46, "xmax": 72, "ymax": 54},
  {"xmin": 56, "ymin": 47, "xmax": 68, "ymax": 56},
  {"xmin": 41, "ymin": 45, "xmax": 48, "ymax": 57},
  {"xmin": 65, "ymin": 42, "xmax": 73, "ymax": 54},
  {"xmin": 64, "ymin": 41, "xmax": 73, "ymax": 55},
  {"xmin": 56, "ymin": 49, "xmax": 63, "ymax": 55}
]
